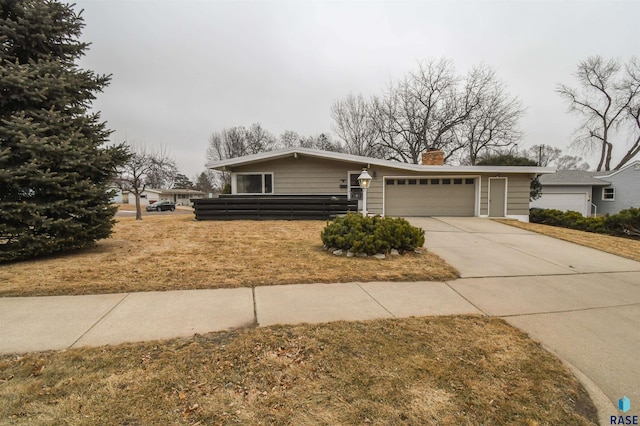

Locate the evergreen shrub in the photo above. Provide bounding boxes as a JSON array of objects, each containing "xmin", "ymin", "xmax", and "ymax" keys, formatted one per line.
[
  {"xmin": 320, "ymin": 213, "xmax": 425, "ymax": 255},
  {"xmin": 603, "ymin": 208, "xmax": 640, "ymax": 237},
  {"xmin": 529, "ymin": 208, "xmax": 640, "ymax": 237}
]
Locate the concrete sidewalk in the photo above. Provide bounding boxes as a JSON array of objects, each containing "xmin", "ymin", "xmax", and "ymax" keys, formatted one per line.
[
  {"xmin": 0, "ymin": 281, "xmax": 481, "ymax": 353},
  {"xmin": 2, "ymin": 274, "xmax": 638, "ymax": 426}
]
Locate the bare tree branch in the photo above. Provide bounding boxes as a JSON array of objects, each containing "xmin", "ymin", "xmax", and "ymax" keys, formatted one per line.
[
  {"xmin": 116, "ymin": 142, "xmax": 176, "ymax": 220},
  {"xmin": 557, "ymin": 56, "xmax": 640, "ymax": 171}
]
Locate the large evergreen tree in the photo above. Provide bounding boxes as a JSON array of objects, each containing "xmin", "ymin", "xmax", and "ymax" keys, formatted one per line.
[{"xmin": 0, "ymin": 0, "xmax": 128, "ymax": 262}]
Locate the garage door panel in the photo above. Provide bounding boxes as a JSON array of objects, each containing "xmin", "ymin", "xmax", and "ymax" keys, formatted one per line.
[
  {"xmin": 385, "ymin": 180, "xmax": 475, "ymax": 217},
  {"xmin": 530, "ymin": 193, "xmax": 588, "ymax": 217}
]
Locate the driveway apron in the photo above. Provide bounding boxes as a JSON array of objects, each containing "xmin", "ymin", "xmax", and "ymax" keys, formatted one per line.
[{"xmin": 409, "ymin": 217, "xmax": 640, "ymax": 418}]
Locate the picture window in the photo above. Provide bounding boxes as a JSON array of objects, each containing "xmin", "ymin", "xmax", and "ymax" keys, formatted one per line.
[{"xmin": 237, "ymin": 173, "xmax": 274, "ymax": 194}]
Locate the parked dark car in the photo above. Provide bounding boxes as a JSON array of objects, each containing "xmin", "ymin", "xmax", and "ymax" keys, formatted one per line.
[{"xmin": 146, "ymin": 200, "xmax": 176, "ymax": 212}]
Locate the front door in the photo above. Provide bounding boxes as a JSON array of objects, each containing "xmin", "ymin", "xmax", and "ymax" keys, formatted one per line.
[
  {"xmin": 348, "ymin": 172, "xmax": 363, "ymax": 211},
  {"xmin": 489, "ymin": 178, "xmax": 506, "ymax": 217}
]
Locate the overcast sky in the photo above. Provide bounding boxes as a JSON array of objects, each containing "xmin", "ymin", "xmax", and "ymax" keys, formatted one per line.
[{"xmin": 72, "ymin": 0, "xmax": 639, "ymax": 177}]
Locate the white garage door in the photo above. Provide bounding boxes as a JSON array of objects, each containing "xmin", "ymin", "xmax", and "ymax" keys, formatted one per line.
[
  {"xmin": 384, "ymin": 177, "xmax": 476, "ymax": 217},
  {"xmin": 530, "ymin": 192, "xmax": 589, "ymax": 217}
]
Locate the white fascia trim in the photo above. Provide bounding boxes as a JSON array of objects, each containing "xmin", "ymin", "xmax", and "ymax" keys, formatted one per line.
[{"xmin": 595, "ymin": 160, "xmax": 640, "ymax": 178}]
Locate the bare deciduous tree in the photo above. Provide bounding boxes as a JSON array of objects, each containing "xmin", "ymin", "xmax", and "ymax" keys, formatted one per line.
[
  {"xmin": 371, "ymin": 59, "xmax": 463, "ymax": 164},
  {"xmin": 279, "ymin": 130, "xmax": 302, "ymax": 148},
  {"xmin": 458, "ymin": 65, "xmax": 525, "ymax": 165},
  {"xmin": 555, "ymin": 155, "xmax": 590, "ymax": 170},
  {"xmin": 366, "ymin": 59, "xmax": 522, "ymax": 164},
  {"xmin": 331, "ymin": 93, "xmax": 382, "ymax": 157},
  {"xmin": 527, "ymin": 144, "xmax": 562, "ymax": 167},
  {"xmin": 557, "ymin": 56, "xmax": 640, "ymax": 171},
  {"xmin": 206, "ymin": 123, "xmax": 278, "ymax": 190},
  {"xmin": 116, "ymin": 142, "xmax": 177, "ymax": 220}
]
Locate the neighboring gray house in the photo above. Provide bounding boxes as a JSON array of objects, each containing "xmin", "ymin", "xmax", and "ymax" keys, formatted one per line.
[
  {"xmin": 207, "ymin": 148, "xmax": 554, "ymax": 221},
  {"xmin": 532, "ymin": 160, "xmax": 640, "ymax": 216}
]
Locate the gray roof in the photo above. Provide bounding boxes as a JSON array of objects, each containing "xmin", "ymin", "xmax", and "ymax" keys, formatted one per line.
[
  {"xmin": 207, "ymin": 147, "xmax": 555, "ymax": 175},
  {"xmin": 538, "ymin": 170, "xmax": 610, "ymax": 186}
]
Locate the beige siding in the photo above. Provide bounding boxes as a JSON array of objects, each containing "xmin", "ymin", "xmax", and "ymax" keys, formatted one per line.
[
  {"xmin": 477, "ymin": 174, "xmax": 532, "ymax": 216},
  {"xmin": 506, "ymin": 175, "xmax": 532, "ymax": 216},
  {"xmin": 231, "ymin": 156, "xmax": 534, "ymax": 217},
  {"xmin": 233, "ymin": 157, "xmax": 360, "ymax": 196}
]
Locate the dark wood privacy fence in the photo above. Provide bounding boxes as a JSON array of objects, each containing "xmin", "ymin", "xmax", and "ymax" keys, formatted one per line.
[{"xmin": 192, "ymin": 195, "xmax": 358, "ymax": 220}]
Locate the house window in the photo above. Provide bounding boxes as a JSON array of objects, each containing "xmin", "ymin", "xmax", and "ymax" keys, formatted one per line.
[
  {"xmin": 453, "ymin": 178, "xmax": 463, "ymax": 184},
  {"xmin": 419, "ymin": 179, "xmax": 428, "ymax": 185},
  {"xmin": 431, "ymin": 179, "xmax": 440, "ymax": 185},
  {"xmin": 408, "ymin": 179, "xmax": 417, "ymax": 185},
  {"xmin": 465, "ymin": 178, "xmax": 474, "ymax": 184},
  {"xmin": 442, "ymin": 179, "xmax": 451, "ymax": 185},
  {"xmin": 386, "ymin": 179, "xmax": 394, "ymax": 185},
  {"xmin": 603, "ymin": 187, "xmax": 615, "ymax": 201},
  {"xmin": 397, "ymin": 179, "xmax": 406, "ymax": 185},
  {"xmin": 236, "ymin": 173, "xmax": 274, "ymax": 194}
]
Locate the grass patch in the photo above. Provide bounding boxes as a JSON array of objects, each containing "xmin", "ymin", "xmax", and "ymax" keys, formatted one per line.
[
  {"xmin": 0, "ymin": 215, "xmax": 458, "ymax": 297},
  {"xmin": 0, "ymin": 316, "xmax": 597, "ymax": 425},
  {"xmin": 495, "ymin": 219, "xmax": 640, "ymax": 262}
]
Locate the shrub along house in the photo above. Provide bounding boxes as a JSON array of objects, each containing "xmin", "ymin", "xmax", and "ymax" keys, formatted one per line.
[{"xmin": 201, "ymin": 147, "xmax": 554, "ymax": 221}]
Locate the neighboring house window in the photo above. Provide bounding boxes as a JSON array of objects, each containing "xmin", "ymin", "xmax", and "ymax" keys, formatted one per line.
[
  {"xmin": 603, "ymin": 187, "xmax": 615, "ymax": 201},
  {"xmin": 236, "ymin": 173, "xmax": 274, "ymax": 194}
]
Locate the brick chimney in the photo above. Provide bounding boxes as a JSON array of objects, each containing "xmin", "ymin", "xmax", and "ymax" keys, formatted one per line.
[{"xmin": 422, "ymin": 150, "xmax": 444, "ymax": 166}]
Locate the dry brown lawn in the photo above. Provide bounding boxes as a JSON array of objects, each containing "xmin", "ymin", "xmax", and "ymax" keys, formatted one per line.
[
  {"xmin": 0, "ymin": 316, "xmax": 597, "ymax": 425},
  {"xmin": 0, "ymin": 214, "xmax": 458, "ymax": 297},
  {"xmin": 114, "ymin": 203, "xmax": 137, "ymax": 211},
  {"xmin": 495, "ymin": 219, "xmax": 640, "ymax": 262}
]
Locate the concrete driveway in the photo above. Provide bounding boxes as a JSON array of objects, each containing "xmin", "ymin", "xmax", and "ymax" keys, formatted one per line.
[{"xmin": 409, "ymin": 217, "xmax": 640, "ymax": 419}]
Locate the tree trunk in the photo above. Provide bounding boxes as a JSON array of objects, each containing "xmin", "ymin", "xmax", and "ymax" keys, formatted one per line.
[
  {"xmin": 596, "ymin": 140, "xmax": 606, "ymax": 171},
  {"xmin": 613, "ymin": 135, "xmax": 640, "ymax": 170},
  {"xmin": 604, "ymin": 142, "xmax": 613, "ymax": 171},
  {"xmin": 135, "ymin": 194, "xmax": 142, "ymax": 220}
]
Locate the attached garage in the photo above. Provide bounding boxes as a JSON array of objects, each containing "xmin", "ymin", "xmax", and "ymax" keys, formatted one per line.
[
  {"xmin": 530, "ymin": 192, "xmax": 590, "ymax": 217},
  {"xmin": 384, "ymin": 177, "xmax": 476, "ymax": 217}
]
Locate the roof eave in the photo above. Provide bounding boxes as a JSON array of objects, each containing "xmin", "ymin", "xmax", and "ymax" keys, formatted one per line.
[{"xmin": 206, "ymin": 148, "xmax": 555, "ymax": 174}]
